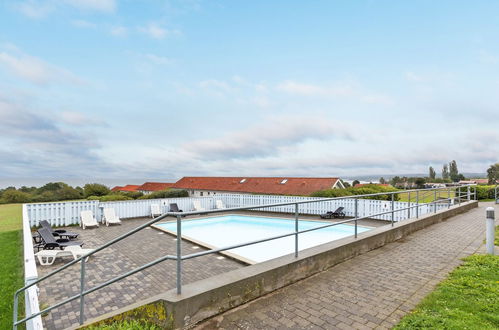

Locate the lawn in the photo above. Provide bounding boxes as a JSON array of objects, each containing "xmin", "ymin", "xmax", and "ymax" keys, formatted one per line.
[
  {"xmin": 398, "ymin": 189, "xmax": 455, "ymax": 203},
  {"xmin": 0, "ymin": 204, "xmax": 24, "ymax": 330},
  {"xmin": 395, "ymin": 254, "xmax": 499, "ymax": 329}
]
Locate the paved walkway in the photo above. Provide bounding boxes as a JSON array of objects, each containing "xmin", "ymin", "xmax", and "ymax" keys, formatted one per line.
[{"xmin": 195, "ymin": 203, "xmax": 496, "ymax": 330}]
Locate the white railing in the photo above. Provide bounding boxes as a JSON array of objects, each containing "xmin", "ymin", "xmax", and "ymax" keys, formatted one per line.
[
  {"xmin": 22, "ymin": 204, "xmax": 43, "ymax": 330},
  {"xmin": 24, "ymin": 193, "xmax": 454, "ymax": 228}
]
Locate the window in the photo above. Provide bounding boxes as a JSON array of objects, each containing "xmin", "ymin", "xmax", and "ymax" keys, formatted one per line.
[
  {"xmin": 207, "ymin": 192, "xmax": 210, "ymax": 195},
  {"xmin": 200, "ymin": 192, "xmax": 203, "ymax": 196},
  {"xmin": 240, "ymin": 179, "xmax": 247, "ymax": 183},
  {"xmin": 280, "ymin": 179, "xmax": 288, "ymax": 184}
]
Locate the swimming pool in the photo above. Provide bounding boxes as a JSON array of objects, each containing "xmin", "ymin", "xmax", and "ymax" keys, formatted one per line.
[{"xmin": 155, "ymin": 215, "xmax": 371, "ymax": 263}]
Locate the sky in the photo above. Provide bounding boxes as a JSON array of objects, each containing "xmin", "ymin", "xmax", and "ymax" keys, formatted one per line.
[{"xmin": 0, "ymin": 0, "xmax": 498, "ymax": 184}]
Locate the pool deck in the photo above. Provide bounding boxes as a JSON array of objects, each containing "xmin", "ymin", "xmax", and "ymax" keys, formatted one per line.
[
  {"xmin": 194, "ymin": 203, "xmax": 496, "ymax": 330},
  {"xmin": 36, "ymin": 211, "xmax": 379, "ymax": 329}
]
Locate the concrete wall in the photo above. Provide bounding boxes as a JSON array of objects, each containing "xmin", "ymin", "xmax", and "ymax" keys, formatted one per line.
[{"xmin": 81, "ymin": 200, "xmax": 477, "ymax": 329}]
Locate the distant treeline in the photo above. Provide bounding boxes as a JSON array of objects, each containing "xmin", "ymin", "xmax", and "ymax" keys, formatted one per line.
[{"xmin": 0, "ymin": 182, "xmax": 188, "ymax": 204}]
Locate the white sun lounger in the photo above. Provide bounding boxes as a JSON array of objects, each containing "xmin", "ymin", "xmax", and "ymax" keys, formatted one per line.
[
  {"xmin": 103, "ymin": 208, "xmax": 121, "ymax": 226},
  {"xmin": 80, "ymin": 210, "xmax": 99, "ymax": 229},
  {"xmin": 150, "ymin": 204, "xmax": 161, "ymax": 218},
  {"xmin": 35, "ymin": 246, "xmax": 95, "ymax": 265},
  {"xmin": 193, "ymin": 200, "xmax": 205, "ymax": 211},
  {"xmin": 215, "ymin": 200, "xmax": 225, "ymax": 209}
]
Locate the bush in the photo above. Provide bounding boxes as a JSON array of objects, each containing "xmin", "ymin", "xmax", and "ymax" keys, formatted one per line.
[
  {"xmin": 459, "ymin": 185, "xmax": 496, "ymax": 200},
  {"xmin": 123, "ymin": 191, "xmax": 144, "ymax": 199},
  {"xmin": 1, "ymin": 190, "xmax": 31, "ymax": 203},
  {"xmin": 83, "ymin": 183, "xmax": 110, "ymax": 197},
  {"xmin": 139, "ymin": 189, "xmax": 188, "ymax": 199}
]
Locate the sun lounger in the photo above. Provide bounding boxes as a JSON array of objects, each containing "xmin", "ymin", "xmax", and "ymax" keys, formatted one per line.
[
  {"xmin": 151, "ymin": 204, "xmax": 161, "ymax": 218},
  {"xmin": 320, "ymin": 207, "xmax": 346, "ymax": 219},
  {"xmin": 35, "ymin": 246, "xmax": 95, "ymax": 265},
  {"xmin": 37, "ymin": 228, "xmax": 83, "ymax": 251},
  {"xmin": 192, "ymin": 200, "xmax": 205, "ymax": 211},
  {"xmin": 40, "ymin": 220, "xmax": 79, "ymax": 239},
  {"xmin": 169, "ymin": 203, "xmax": 183, "ymax": 212},
  {"xmin": 215, "ymin": 200, "xmax": 225, "ymax": 209},
  {"xmin": 35, "ymin": 249, "xmax": 73, "ymax": 265},
  {"xmin": 81, "ymin": 210, "xmax": 99, "ymax": 229},
  {"xmin": 103, "ymin": 208, "xmax": 121, "ymax": 226}
]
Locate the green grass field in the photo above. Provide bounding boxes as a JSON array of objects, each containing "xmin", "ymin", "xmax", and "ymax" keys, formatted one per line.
[
  {"xmin": 397, "ymin": 189, "xmax": 455, "ymax": 203},
  {"xmin": 0, "ymin": 204, "xmax": 24, "ymax": 330},
  {"xmin": 395, "ymin": 254, "xmax": 499, "ymax": 329}
]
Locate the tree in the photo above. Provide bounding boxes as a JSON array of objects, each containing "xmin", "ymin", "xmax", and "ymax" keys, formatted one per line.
[
  {"xmin": 414, "ymin": 177, "xmax": 426, "ymax": 188},
  {"xmin": 429, "ymin": 166, "xmax": 436, "ymax": 180},
  {"xmin": 487, "ymin": 163, "xmax": 499, "ymax": 184},
  {"xmin": 442, "ymin": 164, "xmax": 449, "ymax": 180},
  {"xmin": 449, "ymin": 160, "xmax": 460, "ymax": 182},
  {"xmin": 352, "ymin": 180, "xmax": 360, "ymax": 186},
  {"xmin": 83, "ymin": 183, "xmax": 110, "ymax": 197},
  {"xmin": 1, "ymin": 190, "xmax": 30, "ymax": 203},
  {"xmin": 379, "ymin": 177, "xmax": 386, "ymax": 184}
]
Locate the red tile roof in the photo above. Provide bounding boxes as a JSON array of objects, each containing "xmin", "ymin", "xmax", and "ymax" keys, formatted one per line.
[
  {"xmin": 137, "ymin": 182, "xmax": 175, "ymax": 192},
  {"xmin": 111, "ymin": 186, "xmax": 123, "ymax": 192},
  {"xmin": 173, "ymin": 177, "xmax": 342, "ymax": 196},
  {"xmin": 112, "ymin": 185, "xmax": 140, "ymax": 192}
]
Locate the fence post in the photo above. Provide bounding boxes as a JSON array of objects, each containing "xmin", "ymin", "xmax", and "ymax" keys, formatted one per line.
[
  {"xmin": 79, "ymin": 259, "xmax": 86, "ymax": 325},
  {"xmin": 416, "ymin": 191, "xmax": 419, "ymax": 218},
  {"xmin": 294, "ymin": 203, "xmax": 299, "ymax": 257},
  {"xmin": 354, "ymin": 198, "xmax": 358, "ymax": 238},
  {"xmin": 467, "ymin": 186, "xmax": 471, "ymax": 201},
  {"xmin": 391, "ymin": 194, "xmax": 395, "ymax": 226},
  {"xmin": 176, "ymin": 214, "xmax": 182, "ymax": 294},
  {"xmin": 407, "ymin": 192, "xmax": 411, "ymax": 220},
  {"xmin": 434, "ymin": 190, "xmax": 437, "ymax": 213},
  {"xmin": 486, "ymin": 207, "xmax": 495, "ymax": 255}
]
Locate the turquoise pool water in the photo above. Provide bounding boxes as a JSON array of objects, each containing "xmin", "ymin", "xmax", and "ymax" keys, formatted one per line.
[{"xmin": 156, "ymin": 215, "xmax": 371, "ymax": 263}]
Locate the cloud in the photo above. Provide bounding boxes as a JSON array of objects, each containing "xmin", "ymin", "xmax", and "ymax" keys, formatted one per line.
[
  {"xmin": 110, "ymin": 26, "xmax": 127, "ymax": 37},
  {"xmin": 478, "ymin": 50, "xmax": 499, "ymax": 65},
  {"xmin": 142, "ymin": 53, "xmax": 173, "ymax": 65},
  {"xmin": 71, "ymin": 19, "xmax": 97, "ymax": 28},
  {"xmin": 277, "ymin": 80, "xmax": 354, "ymax": 97},
  {"xmin": 16, "ymin": 1, "xmax": 54, "ymax": 18},
  {"xmin": 0, "ymin": 48, "xmax": 82, "ymax": 86},
  {"xmin": 15, "ymin": 0, "xmax": 115, "ymax": 19},
  {"xmin": 60, "ymin": 111, "xmax": 106, "ymax": 126},
  {"xmin": 64, "ymin": 0, "xmax": 116, "ymax": 12},
  {"xmin": 138, "ymin": 23, "xmax": 181, "ymax": 39},
  {"xmin": 0, "ymin": 96, "xmax": 114, "ymax": 177},
  {"xmin": 183, "ymin": 116, "xmax": 353, "ymax": 160}
]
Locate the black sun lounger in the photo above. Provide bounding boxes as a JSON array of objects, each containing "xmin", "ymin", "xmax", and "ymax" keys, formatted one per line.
[
  {"xmin": 169, "ymin": 203, "xmax": 183, "ymax": 212},
  {"xmin": 37, "ymin": 228, "xmax": 83, "ymax": 251},
  {"xmin": 320, "ymin": 207, "xmax": 346, "ymax": 219},
  {"xmin": 40, "ymin": 220, "xmax": 79, "ymax": 239}
]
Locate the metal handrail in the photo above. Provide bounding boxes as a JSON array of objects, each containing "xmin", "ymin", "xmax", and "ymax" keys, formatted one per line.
[{"xmin": 13, "ymin": 185, "xmax": 476, "ymax": 329}]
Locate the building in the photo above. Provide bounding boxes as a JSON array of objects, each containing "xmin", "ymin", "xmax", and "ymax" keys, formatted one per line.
[
  {"xmin": 110, "ymin": 185, "xmax": 140, "ymax": 192},
  {"xmin": 136, "ymin": 182, "xmax": 175, "ymax": 194},
  {"xmin": 172, "ymin": 177, "xmax": 345, "ymax": 197},
  {"xmin": 459, "ymin": 179, "xmax": 495, "ymax": 185}
]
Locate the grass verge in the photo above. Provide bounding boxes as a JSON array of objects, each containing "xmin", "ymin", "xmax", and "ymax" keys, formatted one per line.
[
  {"xmin": 395, "ymin": 254, "xmax": 499, "ymax": 329},
  {"xmin": 0, "ymin": 204, "xmax": 24, "ymax": 329}
]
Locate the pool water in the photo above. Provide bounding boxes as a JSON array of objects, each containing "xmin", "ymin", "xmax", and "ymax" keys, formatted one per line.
[{"xmin": 156, "ymin": 215, "xmax": 371, "ymax": 263}]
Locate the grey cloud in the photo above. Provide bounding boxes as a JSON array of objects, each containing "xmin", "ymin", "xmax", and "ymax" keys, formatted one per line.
[
  {"xmin": 0, "ymin": 97, "xmax": 115, "ymax": 177},
  {"xmin": 182, "ymin": 117, "xmax": 354, "ymax": 160}
]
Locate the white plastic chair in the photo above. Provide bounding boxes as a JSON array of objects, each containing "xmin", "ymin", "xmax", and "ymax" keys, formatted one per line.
[
  {"xmin": 80, "ymin": 210, "xmax": 99, "ymax": 229},
  {"xmin": 215, "ymin": 200, "xmax": 225, "ymax": 209},
  {"xmin": 103, "ymin": 208, "xmax": 121, "ymax": 226},
  {"xmin": 193, "ymin": 200, "xmax": 205, "ymax": 211},
  {"xmin": 150, "ymin": 204, "xmax": 161, "ymax": 218}
]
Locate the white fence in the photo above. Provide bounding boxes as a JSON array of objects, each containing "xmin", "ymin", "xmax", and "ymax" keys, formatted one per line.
[
  {"xmin": 25, "ymin": 194, "xmax": 454, "ymax": 227},
  {"xmin": 21, "ymin": 205, "xmax": 43, "ymax": 330}
]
